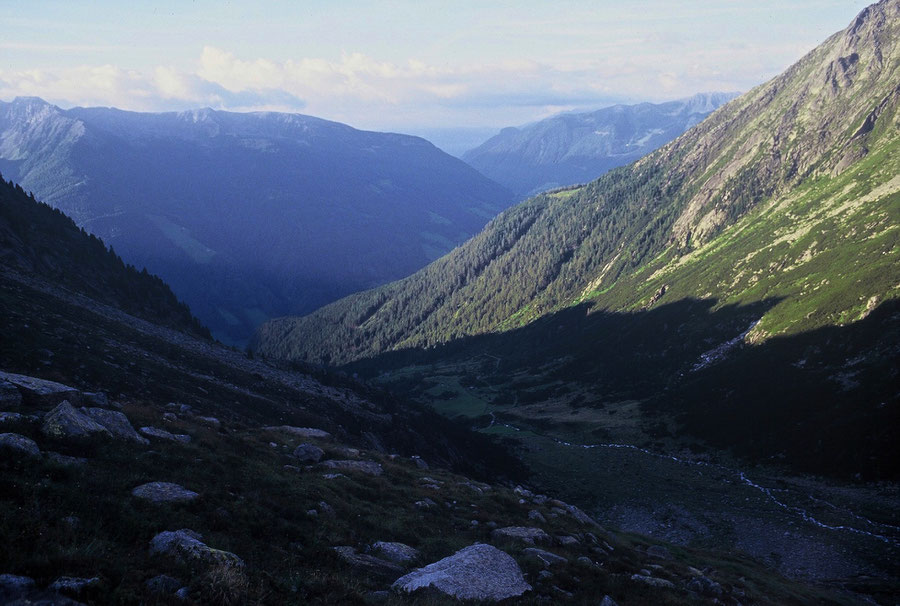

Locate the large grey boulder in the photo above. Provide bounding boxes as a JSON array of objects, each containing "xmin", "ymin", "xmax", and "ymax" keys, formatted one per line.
[
  {"xmin": 82, "ymin": 408, "xmax": 149, "ymax": 444},
  {"xmin": 490, "ymin": 526, "xmax": 552, "ymax": 545},
  {"xmin": 332, "ymin": 546, "xmax": 405, "ymax": 578},
  {"xmin": 0, "ymin": 371, "xmax": 81, "ymax": 406},
  {"xmin": 372, "ymin": 541, "xmax": 419, "ymax": 564},
  {"xmin": 264, "ymin": 425, "xmax": 331, "ymax": 439},
  {"xmin": 393, "ymin": 543, "xmax": 530, "ymax": 601},
  {"xmin": 321, "ymin": 459, "xmax": 383, "ymax": 476},
  {"xmin": 150, "ymin": 529, "xmax": 243, "ymax": 568},
  {"xmin": 0, "ymin": 380, "xmax": 23, "ymax": 409},
  {"xmin": 139, "ymin": 426, "xmax": 191, "ymax": 443},
  {"xmin": 293, "ymin": 443, "xmax": 324, "ymax": 463},
  {"xmin": 0, "ymin": 433, "xmax": 41, "ymax": 457},
  {"xmin": 41, "ymin": 402, "xmax": 110, "ymax": 440},
  {"xmin": 132, "ymin": 482, "xmax": 199, "ymax": 503}
]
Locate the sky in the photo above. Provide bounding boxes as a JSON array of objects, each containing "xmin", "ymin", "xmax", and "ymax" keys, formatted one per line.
[{"xmin": 0, "ymin": 1, "xmax": 873, "ymax": 148}]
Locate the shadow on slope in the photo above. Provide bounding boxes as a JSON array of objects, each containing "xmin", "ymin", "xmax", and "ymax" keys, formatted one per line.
[{"xmin": 344, "ymin": 297, "xmax": 899, "ymax": 480}]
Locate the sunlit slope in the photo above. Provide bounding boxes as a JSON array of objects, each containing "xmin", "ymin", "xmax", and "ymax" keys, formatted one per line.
[{"xmin": 254, "ymin": 0, "xmax": 899, "ymax": 365}]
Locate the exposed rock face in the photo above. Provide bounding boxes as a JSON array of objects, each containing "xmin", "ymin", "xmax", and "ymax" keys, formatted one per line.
[
  {"xmin": 522, "ymin": 547, "xmax": 567, "ymax": 567},
  {"xmin": 372, "ymin": 541, "xmax": 419, "ymax": 564},
  {"xmin": 392, "ymin": 543, "xmax": 531, "ymax": 601},
  {"xmin": 0, "ymin": 380, "xmax": 23, "ymax": 408},
  {"xmin": 132, "ymin": 482, "xmax": 200, "ymax": 503},
  {"xmin": 490, "ymin": 526, "xmax": 552, "ymax": 545},
  {"xmin": 139, "ymin": 426, "xmax": 191, "ymax": 443},
  {"xmin": 321, "ymin": 459, "xmax": 383, "ymax": 476},
  {"xmin": 332, "ymin": 546, "xmax": 405, "ymax": 578},
  {"xmin": 81, "ymin": 408, "xmax": 148, "ymax": 444},
  {"xmin": 0, "ymin": 371, "xmax": 81, "ymax": 406},
  {"xmin": 41, "ymin": 402, "xmax": 110, "ymax": 440},
  {"xmin": 150, "ymin": 529, "xmax": 243, "ymax": 568},
  {"xmin": 264, "ymin": 425, "xmax": 331, "ymax": 439},
  {"xmin": 0, "ymin": 433, "xmax": 41, "ymax": 457},
  {"xmin": 293, "ymin": 443, "xmax": 324, "ymax": 463}
]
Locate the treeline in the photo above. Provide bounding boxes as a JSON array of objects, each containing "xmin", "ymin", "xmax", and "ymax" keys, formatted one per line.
[{"xmin": 0, "ymin": 175, "xmax": 209, "ymax": 338}]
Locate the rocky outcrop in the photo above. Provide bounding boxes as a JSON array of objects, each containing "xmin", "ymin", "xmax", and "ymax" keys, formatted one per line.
[
  {"xmin": 293, "ymin": 443, "xmax": 324, "ymax": 463},
  {"xmin": 371, "ymin": 542, "xmax": 419, "ymax": 564},
  {"xmin": 0, "ymin": 371, "xmax": 81, "ymax": 406},
  {"xmin": 41, "ymin": 402, "xmax": 110, "ymax": 440},
  {"xmin": 321, "ymin": 460, "xmax": 383, "ymax": 476},
  {"xmin": 332, "ymin": 546, "xmax": 405, "ymax": 578},
  {"xmin": 150, "ymin": 529, "xmax": 243, "ymax": 568},
  {"xmin": 490, "ymin": 526, "xmax": 552, "ymax": 545},
  {"xmin": 81, "ymin": 408, "xmax": 148, "ymax": 444},
  {"xmin": 132, "ymin": 482, "xmax": 199, "ymax": 503},
  {"xmin": 392, "ymin": 543, "xmax": 531, "ymax": 601},
  {"xmin": 0, "ymin": 433, "xmax": 41, "ymax": 457}
]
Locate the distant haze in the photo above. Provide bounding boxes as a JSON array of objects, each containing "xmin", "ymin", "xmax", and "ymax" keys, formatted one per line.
[{"xmin": 0, "ymin": 1, "xmax": 872, "ymax": 135}]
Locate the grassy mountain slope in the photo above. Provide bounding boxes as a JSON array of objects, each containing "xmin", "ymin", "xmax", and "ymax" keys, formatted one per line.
[
  {"xmin": 463, "ymin": 92, "xmax": 736, "ymax": 199},
  {"xmin": 0, "ymin": 99, "xmax": 513, "ymax": 345},
  {"xmin": 256, "ymin": 0, "xmax": 899, "ymax": 365}
]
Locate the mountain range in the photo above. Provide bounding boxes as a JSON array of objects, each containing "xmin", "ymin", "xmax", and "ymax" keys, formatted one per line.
[
  {"xmin": 462, "ymin": 92, "xmax": 737, "ymax": 198},
  {"xmin": 0, "ymin": 99, "xmax": 513, "ymax": 345},
  {"xmin": 254, "ymin": 0, "xmax": 900, "ymax": 480}
]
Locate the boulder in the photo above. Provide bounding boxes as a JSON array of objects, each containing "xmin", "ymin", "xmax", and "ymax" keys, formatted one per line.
[
  {"xmin": 321, "ymin": 460, "xmax": 383, "ymax": 476},
  {"xmin": 81, "ymin": 392, "xmax": 109, "ymax": 407},
  {"xmin": 0, "ymin": 380, "xmax": 23, "ymax": 408},
  {"xmin": 82, "ymin": 408, "xmax": 148, "ymax": 444},
  {"xmin": 49, "ymin": 576, "xmax": 100, "ymax": 596},
  {"xmin": 392, "ymin": 543, "xmax": 531, "ymax": 601},
  {"xmin": 522, "ymin": 548, "xmax": 567, "ymax": 567},
  {"xmin": 332, "ymin": 546, "xmax": 405, "ymax": 578},
  {"xmin": 150, "ymin": 529, "xmax": 243, "ymax": 568},
  {"xmin": 600, "ymin": 597, "xmax": 619, "ymax": 606},
  {"xmin": 0, "ymin": 412, "xmax": 25, "ymax": 424},
  {"xmin": 631, "ymin": 574, "xmax": 675, "ymax": 589},
  {"xmin": 0, "ymin": 433, "xmax": 41, "ymax": 457},
  {"xmin": 0, "ymin": 372, "xmax": 81, "ymax": 406},
  {"xmin": 411, "ymin": 456, "xmax": 428, "ymax": 470},
  {"xmin": 293, "ymin": 443, "xmax": 324, "ymax": 463},
  {"xmin": 264, "ymin": 425, "xmax": 331, "ymax": 439},
  {"xmin": 490, "ymin": 526, "xmax": 552, "ymax": 546},
  {"xmin": 372, "ymin": 541, "xmax": 419, "ymax": 564},
  {"xmin": 132, "ymin": 482, "xmax": 199, "ymax": 503},
  {"xmin": 527, "ymin": 510, "xmax": 546, "ymax": 523},
  {"xmin": 197, "ymin": 416, "xmax": 220, "ymax": 428},
  {"xmin": 0, "ymin": 574, "xmax": 35, "ymax": 593},
  {"xmin": 686, "ymin": 575, "xmax": 723, "ymax": 596},
  {"xmin": 41, "ymin": 402, "xmax": 110, "ymax": 440},
  {"xmin": 139, "ymin": 426, "xmax": 191, "ymax": 443},
  {"xmin": 45, "ymin": 452, "xmax": 87, "ymax": 466}
]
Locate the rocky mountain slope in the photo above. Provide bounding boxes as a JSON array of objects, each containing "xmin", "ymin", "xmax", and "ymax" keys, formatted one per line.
[
  {"xmin": 254, "ymin": 0, "xmax": 900, "ymax": 480},
  {"xmin": 0, "ymin": 98, "xmax": 513, "ymax": 345},
  {"xmin": 0, "ymin": 182, "xmax": 864, "ymax": 604},
  {"xmin": 463, "ymin": 92, "xmax": 736, "ymax": 198}
]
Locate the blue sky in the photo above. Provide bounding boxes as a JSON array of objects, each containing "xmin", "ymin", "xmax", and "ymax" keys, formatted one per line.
[{"xmin": 0, "ymin": 1, "xmax": 873, "ymax": 136}]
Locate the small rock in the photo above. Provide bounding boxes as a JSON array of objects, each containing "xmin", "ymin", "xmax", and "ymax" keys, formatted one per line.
[
  {"xmin": 631, "ymin": 574, "xmax": 675, "ymax": 589},
  {"xmin": 321, "ymin": 459, "xmax": 383, "ymax": 476},
  {"xmin": 197, "ymin": 416, "xmax": 220, "ymax": 428},
  {"xmin": 132, "ymin": 482, "xmax": 199, "ymax": 503},
  {"xmin": 0, "ymin": 432, "xmax": 41, "ymax": 457},
  {"xmin": 45, "ymin": 452, "xmax": 87, "ymax": 466},
  {"xmin": 686, "ymin": 575, "xmax": 723, "ymax": 596},
  {"xmin": 522, "ymin": 548, "xmax": 567, "ymax": 567},
  {"xmin": 162, "ymin": 412, "xmax": 177, "ymax": 423},
  {"xmin": 364, "ymin": 589, "xmax": 390, "ymax": 603},
  {"xmin": 371, "ymin": 541, "xmax": 419, "ymax": 564},
  {"xmin": 332, "ymin": 546, "xmax": 404, "ymax": 578},
  {"xmin": 600, "ymin": 596, "xmax": 618, "ymax": 606},
  {"xmin": 538, "ymin": 570, "xmax": 552, "ymax": 580},
  {"xmin": 306, "ymin": 509, "xmax": 318, "ymax": 517},
  {"xmin": 323, "ymin": 473, "xmax": 347, "ymax": 480},
  {"xmin": 333, "ymin": 446, "xmax": 360, "ymax": 458},
  {"xmin": 293, "ymin": 443, "xmax": 324, "ymax": 463},
  {"xmin": 150, "ymin": 529, "xmax": 243, "ymax": 568},
  {"xmin": 81, "ymin": 392, "xmax": 109, "ymax": 408},
  {"xmin": 0, "ymin": 412, "xmax": 25, "ymax": 424},
  {"xmin": 139, "ymin": 426, "xmax": 190, "ymax": 443},
  {"xmin": 414, "ymin": 498, "xmax": 436, "ymax": 509},
  {"xmin": 61, "ymin": 515, "xmax": 81, "ymax": 528},
  {"xmin": 393, "ymin": 543, "xmax": 531, "ymax": 601},
  {"xmin": 175, "ymin": 586, "xmax": 191, "ymax": 599},
  {"xmin": 576, "ymin": 556, "xmax": 594, "ymax": 566},
  {"xmin": 145, "ymin": 574, "xmax": 181, "ymax": 594},
  {"xmin": 527, "ymin": 510, "xmax": 546, "ymax": 523},
  {"xmin": 647, "ymin": 545, "xmax": 672, "ymax": 560},
  {"xmin": 557, "ymin": 535, "xmax": 579, "ymax": 546},
  {"xmin": 0, "ymin": 371, "xmax": 80, "ymax": 406},
  {"xmin": 264, "ymin": 425, "xmax": 331, "ymax": 439},
  {"xmin": 178, "ymin": 404, "xmax": 193, "ymax": 414},
  {"xmin": 490, "ymin": 526, "xmax": 552, "ymax": 546},
  {"xmin": 318, "ymin": 501, "xmax": 335, "ymax": 516},
  {"xmin": 411, "ymin": 456, "xmax": 428, "ymax": 469},
  {"xmin": 81, "ymin": 408, "xmax": 148, "ymax": 444},
  {"xmin": 50, "ymin": 576, "xmax": 100, "ymax": 595},
  {"xmin": 42, "ymin": 402, "xmax": 110, "ymax": 441}
]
